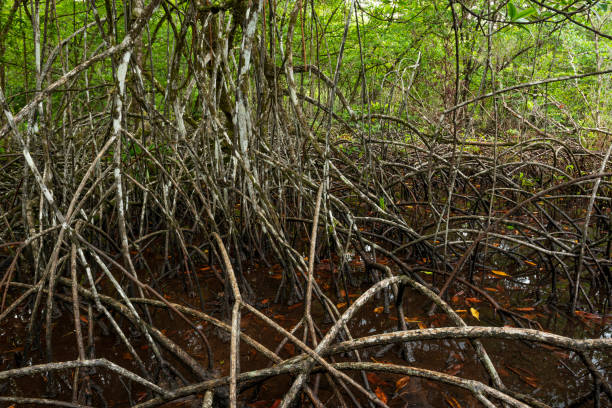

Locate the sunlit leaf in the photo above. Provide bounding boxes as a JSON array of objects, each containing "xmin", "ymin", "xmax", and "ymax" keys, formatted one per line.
[{"xmin": 470, "ymin": 308, "xmax": 480, "ymax": 320}]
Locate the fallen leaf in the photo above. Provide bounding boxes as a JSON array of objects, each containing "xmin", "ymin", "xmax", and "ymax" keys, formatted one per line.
[
  {"xmin": 418, "ymin": 322, "xmax": 427, "ymax": 329},
  {"xmin": 445, "ymin": 396, "xmax": 461, "ymax": 408},
  {"xmin": 484, "ymin": 287, "xmax": 498, "ymax": 292},
  {"xmin": 284, "ymin": 343, "xmax": 295, "ymax": 355},
  {"xmin": 366, "ymin": 372, "xmax": 385, "ymax": 386},
  {"xmin": 79, "ymin": 315, "xmax": 89, "ymax": 324},
  {"xmin": 470, "ymin": 308, "xmax": 480, "ymax": 320},
  {"xmin": 261, "ymin": 298, "xmax": 269, "ymax": 304},
  {"xmin": 395, "ymin": 376, "xmax": 410, "ymax": 391},
  {"xmin": 514, "ymin": 307, "xmax": 535, "ymax": 311},
  {"xmin": 524, "ymin": 260, "xmax": 537, "ymax": 266},
  {"xmin": 491, "ymin": 270, "xmax": 509, "ymax": 277},
  {"xmin": 404, "ymin": 316, "xmax": 421, "ymax": 322},
  {"xmin": 270, "ymin": 400, "xmax": 281, "ymax": 408},
  {"xmin": 288, "ymin": 302, "xmax": 303, "ymax": 310},
  {"xmin": 375, "ymin": 387, "xmax": 388, "ymax": 404},
  {"xmin": 336, "ymin": 302, "xmax": 347, "ymax": 309},
  {"xmin": 465, "ymin": 297, "xmax": 481, "ymax": 303},
  {"xmin": 373, "ymin": 306, "xmax": 384, "ymax": 313},
  {"xmin": 122, "ymin": 352, "xmax": 134, "ymax": 360},
  {"xmin": 446, "ymin": 363, "xmax": 463, "ymax": 376},
  {"xmin": 1, "ymin": 346, "xmax": 23, "ymax": 354}
]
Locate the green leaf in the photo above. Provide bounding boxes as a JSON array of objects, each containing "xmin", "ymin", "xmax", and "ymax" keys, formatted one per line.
[
  {"xmin": 508, "ymin": 3, "xmax": 517, "ymax": 20},
  {"xmin": 514, "ymin": 6, "xmax": 536, "ymax": 20},
  {"xmin": 379, "ymin": 196, "xmax": 386, "ymax": 211}
]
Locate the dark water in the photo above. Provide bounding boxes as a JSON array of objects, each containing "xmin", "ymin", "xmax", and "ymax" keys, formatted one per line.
[{"xmin": 0, "ymin": 254, "xmax": 610, "ymax": 407}]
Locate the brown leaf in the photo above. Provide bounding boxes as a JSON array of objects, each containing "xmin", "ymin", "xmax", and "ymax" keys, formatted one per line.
[
  {"xmin": 446, "ymin": 363, "xmax": 463, "ymax": 376},
  {"xmin": 366, "ymin": 372, "xmax": 385, "ymax": 386},
  {"xmin": 284, "ymin": 343, "xmax": 295, "ymax": 355},
  {"xmin": 288, "ymin": 302, "xmax": 303, "ymax": 310},
  {"xmin": 122, "ymin": 352, "xmax": 134, "ymax": 360}
]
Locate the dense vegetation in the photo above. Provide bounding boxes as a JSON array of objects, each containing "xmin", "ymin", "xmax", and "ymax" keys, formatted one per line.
[{"xmin": 0, "ymin": 0, "xmax": 611, "ymax": 407}]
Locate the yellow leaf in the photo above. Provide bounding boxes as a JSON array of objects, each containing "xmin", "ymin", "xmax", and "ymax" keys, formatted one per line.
[
  {"xmin": 373, "ymin": 306, "xmax": 384, "ymax": 313},
  {"xmin": 417, "ymin": 322, "xmax": 427, "ymax": 329},
  {"xmin": 524, "ymin": 260, "xmax": 537, "ymax": 266},
  {"xmin": 445, "ymin": 396, "xmax": 462, "ymax": 408},
  {"xmin": 491, "ymin": 270, "xmax": 509, "ymax": 277},
  {"xmin": 470, "ymin": 308, "xmax": 480, "ymax": 320},
  {"xmin": 337, "ymin": 302, "xmax": 347, "ymax": 309},
  {"xmin": 404, "ymin": 316, "xmax": 421, "ymax": 322}
]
